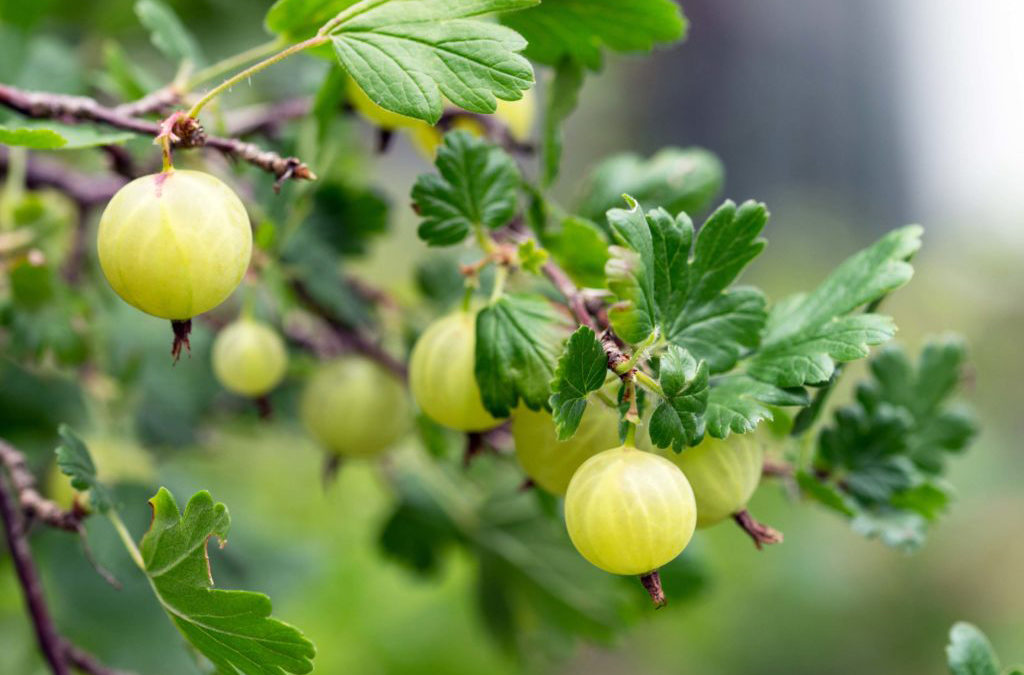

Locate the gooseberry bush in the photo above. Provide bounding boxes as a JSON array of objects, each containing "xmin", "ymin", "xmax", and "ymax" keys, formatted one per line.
[{"xmin": 0, "ymin": 0, "xmax": 985, "ymax": 673}]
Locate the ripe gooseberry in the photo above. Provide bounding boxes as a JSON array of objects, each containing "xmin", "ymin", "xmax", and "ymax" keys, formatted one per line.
[
  {"xmin": 301, "ymin": 356, "xmax": 411, "ymax": 457},
  {"xmin": 409, "ymin": 310, "xmax": 504, "ymax": 432},
  {"xmin": 211, "ymin": 318, "xmax": 288, "ymax": 397},
  {"xmin": 565, "ymin": 445, "xmax": 696, "ymax": 577},
  {"xmin": 664, "ymin": 433, "xmax": 765, "ymax": 528},
  {"xmin": 97, "ymin": 169, "xmax": 252, "ymax": 321},
  {"xmin": 512, "ymin": 398, "xmax": 622, "ymax": 495}
]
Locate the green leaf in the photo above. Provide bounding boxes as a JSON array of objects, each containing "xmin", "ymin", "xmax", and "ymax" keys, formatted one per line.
[
  {"xmin": 0, "ymin": 125, "xmax": 66, "ymax": 149},
  {"xmin": 265, "ymin": 0, "xmax": 359, "ymax": 41},
  {"xmin": 412, "ymin": 131, "xmax": 522, "ymax": 246},
  {"xmin": 541, "ymin": 58, "xmax": 583, "ymax": 186},
  {"xmin": 100, "ymin": 40, "xmax": 161, "ymax": 101},
  {"xmin": 306, "ymin": 181, "xmax": 390, "ymax": 256},
  {"xmin": 545, "ymin": 216, "xmax": 610, "ymax": 289},
  {"xmin": 606, "ymin": 198, "xmax": 767, "ymax": 372},
  {"xmin": 329, "ymin": 0, "xmax": 536, "ymax": 124},
  {"xmin": 648, "ymin": 346, "xmax": 710, "ymax": 451},
  {"xmin": 947, "ymin": 623, "xmax": 1002, "ymax": 675},
  {"xmin": 704, "ymin": 374, "xmax": 808, "ymax": 439},
  {"xmin": 516, "ymin": 238, "xmax": 548, "ymax": 274},
  {"xmin": 55, "ymin": 424, "xmax": 113, "ymax": 513},
  {"xmin": 501, "ymin": 0, "xmax": 686, "ymax": 70},
  {"xmin": 475, "ymin": 294, "xmax": 566, "ymax": 417},
  {"xmin": 795, "ymin": 471, "xmax": 857, "ymax": 518},
  {"xmin": 850, "ymin": 510, "xmax": 928, "ymax": 553},
  {"xmin": 749, "ymin": 226, "xmax": 922, "ymax": 387},
  {"xmin": 139, "ymin": 488, "xmax": 316, "ymax": 675},
  {"xmin": 135, "ymin": 0, "xmax": 204, "ymax": 66},
  {"xmin": 577, "ymin": 147, "xmax": 724, "ymax": 223},
  {"xmin": 549, "ymin": 327, "xmax": 608, "ymax": 440}
]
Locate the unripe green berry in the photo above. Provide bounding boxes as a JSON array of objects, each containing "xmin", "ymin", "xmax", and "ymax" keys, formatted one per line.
[{"xmin": 211, "ymin": 318, "xmax": 288, "ymax": 397}]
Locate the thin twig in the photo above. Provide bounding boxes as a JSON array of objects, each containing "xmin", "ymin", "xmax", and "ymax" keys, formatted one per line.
[
  {"xmin": 0, "ymin": 440, "xmax": 135, "ymax": 675},
  {"xmin": 1, "ymin": 147, "xmax": 125, "ymax": 207},
  {"xmin": 733, "ymin": 509, "xmax": 784, "ymax": 550},
  {"xmin": 0, "ymin": 84, "xmax": 314, "ymax": 184},
  {"xmin": 112, "ymin": 86, "xmax": 181, "ymax": 118}
]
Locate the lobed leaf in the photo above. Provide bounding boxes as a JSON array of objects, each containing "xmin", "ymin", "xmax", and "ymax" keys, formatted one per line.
[
  {"xmin": 749, "ymin": 225, "xmax": 922, "ymax": 387},
  {"xmin": 549, "ymin": 327, "xmax": 608, "ymax": 440},
  {"xmin": 947, "ymin": 623, "xmax": 1002, "ymax": 675},
  {"xmin": 412, "ymin": 131, "xmax": 522, "ymax": 246},
  {"xmin": 54, "ymin": 424, "xmax": 113, "ymax": 513},
  {"xmin": 475, "ymin": 294, "xmax": 566, "ymax": 417},
  {"xmin": 606, "ymin": 198, "xmax": 767, "ymax": 373},
  {"xmin": 329, "ymin": 0, "xmax": 536, "ymax": 124},
  {"xmin": 703, "ymin": 375, "xmax": 808, "ymax": 439},
  {"xmin": 648, "ymin": 345, "xmax": 709, "ymax": 451},
  {"xmin": 140, "ymin": 488, "xmax": 316, "ymax": 675},
  {"xmin": 501, "ymin": 0, "xmax": 686, "ymax": 70}
]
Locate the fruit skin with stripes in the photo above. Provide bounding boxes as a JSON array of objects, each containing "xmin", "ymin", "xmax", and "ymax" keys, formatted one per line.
[
  {"xmin": 564, "ymin": 445, "xmax": 697, "ymax": 575},
  {"xmin": 664, "ymin": 433, "xmax": 764, "ymax": 528},
  {"xmin": 409, "ymin": 310, "xmax": 504, "ymax": 432},
  {"xmin": 211, "ymin": 319, "xmax": 288, "ymax": 397},
  {"xmin": 301, "ymin": 356, "xmax": 411, "ymax": 457},
  {"xmin": 97, "ymin": 169, "xmax": 252, "ymax": 320}
]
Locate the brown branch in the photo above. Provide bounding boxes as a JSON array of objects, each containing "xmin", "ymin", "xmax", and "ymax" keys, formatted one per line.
[
  {"xmin": 112, "ymin": 86, "xmax": 181, "ymax": 118},
  {"xmin": 0, "ymin": 84, "xmax": 314, "ymax": 184},
  {"xmin": 0, "ymin": 441, "xmax": 84, "ymax": 532},
  {"xmin": 0, "ymin": 440, "xmax": 134, "ymax": 675},
  {"xmin": 290, "ymin": 281, "xmax": 408, "ymax": 380},
  {"xmin": 733, "ymin": 509, "xmax": 784, "ymax": 550},
  {"xmin": 762, "ymin": 459, "xmax": 795, "ymax": 479},
  {"xmin": 1, "ymin": 147, "xmax": 126, "ymax": 207}
]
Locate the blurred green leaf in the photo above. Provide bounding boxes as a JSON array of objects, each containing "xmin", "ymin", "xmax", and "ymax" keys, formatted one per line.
[
  {"xmin": 0, "ymin": 125, "xmax": 66, "ymax": 149},
  {"xmin": 306, "ymin": 181, "xmax": 390, "ymax": 257},
  {"xmin": 542, "ymin": 58, "xmax": 583, "ymax": 186},
  {"xmin": 549, "ymin": 326, "xmax": 608, "ymax": 440},
  {"xmin": 329, "ymin": 0, "xmax": 536, "ymax": 124},
  {"xmin": 412, "ymin": 130, "xmax": 522, "ymax": 246},
  {"xmin": 265, "ymin": 0, "xmax": 358, "ymax": 41},
  {"xmin": 475, "ymin": 293, "xmax": 566, "ymax": 417},
  {"xmin": 947, "ymin": 623, "xmax": 1001, "ymax": 675},
  {"xmin": 9, "ymin": 260, "xmax": 55, "ymax": 309},
  {"xmin": 139, "ymin": 488, "xmax": 316, "ymax": 675},
  {"xmin": 501, "ymin": 0, "xmax": 686, "ymax": 70},
  {"xmin": 55, "ymin": 424, "xmax": 113, "ymax": 513},
  {"xmin": 576, "ymin": 147, "xmax": 724, "ymax": 223},
  {"xmin": 749, "ymin": 226, "xmax": 922, "ymax": 387},
  {"xmin": 135, "ymin": 0, "xmax": 204, "ymax": 66},
  {"xmin": 649, "ymin": 345, "xmax": 709, "ymax": 450},
  {"xmin": 98, "ymin": 40, "xmax": 161, "ymax": 101},
  {"xmin": 544, "ymin": 216, "xmax": 610, "ymax": 289}
]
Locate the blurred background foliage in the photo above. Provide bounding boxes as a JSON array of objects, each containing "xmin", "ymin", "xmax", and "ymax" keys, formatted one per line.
[{"xmin": 1, "ymin": 0, "xmax": 1022, "ymax": 674}]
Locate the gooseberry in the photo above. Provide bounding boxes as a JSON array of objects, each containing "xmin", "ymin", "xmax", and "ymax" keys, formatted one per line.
[
  {"xmin": 409, "ymin": 310, "xmax": 503, "ymax": 432},
  {"xmin": 565, "ymin": 445, "xmax": 696, "ymax": 576},
  {"xmin": 211, "ymin": 318, "xmax": 288, "ymax": 397},
  {"xmin": 97, "ymin": 169, "xmax": 252, "ymax": 321},
  {"xmin": 664, "ymin": 433, "xmax": 765, "ymax": 528},
  {"xmin": 407, "ymin": 89, "xmax": 536, "ymax": 159},
  {"xmin": 512, "ymin": 398, "xmax": 621, "ymax": 495},
  {"xmin": 300, "ymin": 356, "xmax": 411, "ymax": 457}
]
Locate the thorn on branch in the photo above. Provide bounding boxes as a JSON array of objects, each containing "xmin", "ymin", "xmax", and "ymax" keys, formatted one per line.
[{"xmin": 733, "ymin": 509, "xmax": 784, "ymax": 550}]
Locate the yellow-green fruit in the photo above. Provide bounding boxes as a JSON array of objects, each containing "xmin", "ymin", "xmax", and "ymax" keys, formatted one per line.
[
  {"xmin": 407, "ymin": 89, "xmax": 536, "ymax": 159},
  {"xmin": 47, "ymin": 436, "xmax": 155, "ymax": 510},
  {"xmin": 409, "ymin": 310, "xmax": 503, "ymax": 432},
  {"xmin": 512, "ymin": 401, "xmax": 621, "ymax": 495},
  {"xmin": 665, "ymin": 434, "xmax": 764, "ymax": 528},
  {"xmin": 301, "ymin": 356, "xmax": 411, "ymax": 457},
  {"xmin": 347, "ymin": 78, "xmax": 418, "ymax": 130},
  {"xmin": 97, "ymin": 169, "xmax": 252, "ymax": 320},
  {"xmin": 211, "ymin": 319, "xmax": 288, "ymax": 397},
  {"xmin": 565, "ymin": 446, "xmax": 697, "ymax": 575}
]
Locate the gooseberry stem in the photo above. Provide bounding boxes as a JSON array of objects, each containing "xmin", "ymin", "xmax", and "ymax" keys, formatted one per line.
[
  {"xmin": 187, "ymin": 35, "xmax": 329, "ymax": 119},
  {"xmin": 640, "ymin": 570, "xmax": 666, "ymax": 608},
  {"xmin": 635, "ymin": 370, "xmax": 665, "ymax": 397},
  {"xmin": 489, "ymin": 265, "xmax": 508, "ymax": 304},
  {"xmin": 187, "ymin": 37, "xmax": 288, "ymax": 91},
  {"xmin": 615, "ymin": 329, "xmax": 660, "ymax": 375},
  {"xmin": 624, "ymin": 422, "xmax": 638, "ymax": 448}
]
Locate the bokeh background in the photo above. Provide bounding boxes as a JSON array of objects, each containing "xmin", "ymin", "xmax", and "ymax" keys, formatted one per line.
[{"xmin": 1, "ymin": 0, "xmax": 1022, "ymax": 673}]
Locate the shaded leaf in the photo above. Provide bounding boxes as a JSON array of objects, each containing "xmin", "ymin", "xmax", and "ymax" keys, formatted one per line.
[
  {"xmin": 704, "ymin": 375, "xmax": 808, "ymax": 439},
  {"xmin": 135, "ymin": 0, "xmax": 204, "ymax": 66},
  {"xmin": 55, "ymin": 425, "xmax": 113, "ymax": 513},
  {"xmin": 648, "ymin": 345, "xmax": 709, "ymax": 451},
  {"xmin": 549, "ymin": 327, "xmax": 608, "ymax": 440}
]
